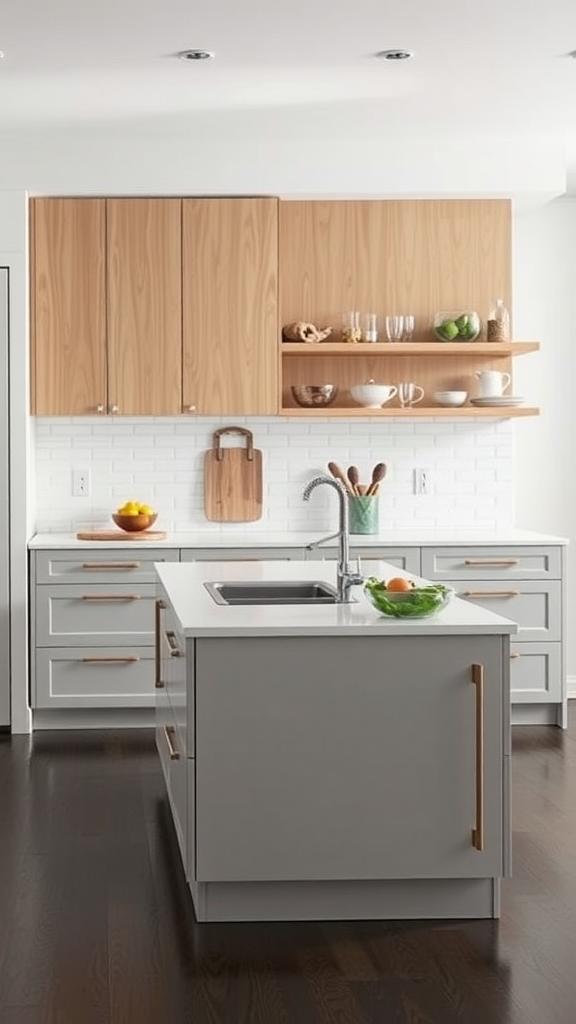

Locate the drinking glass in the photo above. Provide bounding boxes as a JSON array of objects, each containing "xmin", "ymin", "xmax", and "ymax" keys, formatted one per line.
[
  {"xmin": 402, "ymin": 315, "xmax": 415, "ymax": 342},
  {"xmin": 342, "ymin": 310, "xmax": 362, "ymax": 343},
  {"xmin": 385, "ymin": 315, "xmax": 404, "ymax": 342},
  {"xmin": 363, "ymin": 312, "xmax": 378, "ymax": 343}
]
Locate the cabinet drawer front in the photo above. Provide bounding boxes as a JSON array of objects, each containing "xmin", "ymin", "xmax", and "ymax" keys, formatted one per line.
[
  {"xmin": 36, "ymin": 584, "xmax": 156, "ymax": 645},
  {"xmin": 35, "ymin": 646, "xmax": 155, "ymax": 708},
  {"xmin": 451, "ymin": 580, "xmax": 561, "ymax": 642},
  {"xmin": 306, "ymin": 547, "xmax": 421, "ymax": 575},
  {"xmin": 421, "ymin": 546, "xmax": 561, "ymax": 581},
  {"xmin": 510, "ymin": 643, "xmax": 562, "ymax": 703},
  {"xmin": 180, "ymin": 547, "xmax": 302, "ymax": 561},
  {"xmin": 35, "ymin": 548, "xmax": 179, "ymax": 584},
  {"xmin": 155, "ymin": 700, "xmax": 188, "ymax": 868}
]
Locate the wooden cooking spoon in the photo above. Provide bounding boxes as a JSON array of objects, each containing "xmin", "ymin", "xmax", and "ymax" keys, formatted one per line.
[
  {"xmin": 347, "ymin": 466, "xmax": 361, "ymax": 496},
  {"xmin": 327, "ymin": 461, "xmax": 354, "ymax": 495},
  {"xmin": 365, "ymin": 462, "xmax": 387, "ymax": 496}
]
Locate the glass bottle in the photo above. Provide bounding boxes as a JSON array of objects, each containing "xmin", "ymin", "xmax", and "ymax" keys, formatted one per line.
[{"xmin": 487, "ymin": 298, "xmax": 510, "ymax": 343}]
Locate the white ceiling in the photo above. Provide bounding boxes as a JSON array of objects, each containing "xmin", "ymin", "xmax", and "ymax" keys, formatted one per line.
[{"xmin": 3, "ymin": 0, "xmax": 576, "ymax": 186}]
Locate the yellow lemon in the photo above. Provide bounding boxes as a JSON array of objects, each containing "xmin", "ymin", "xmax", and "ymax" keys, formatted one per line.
[{"xmin": 137, "ymin": 504, "xmax": 155, "ymax": 516}]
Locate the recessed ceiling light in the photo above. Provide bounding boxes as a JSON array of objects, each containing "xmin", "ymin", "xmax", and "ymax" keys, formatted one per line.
[
  {"xmin": 376, "ymin": 49, "xmax": 414, "ymax": 61},
  {"xmin": 177, "ymin": 49, "xmax": 214, "ymax": 62}
]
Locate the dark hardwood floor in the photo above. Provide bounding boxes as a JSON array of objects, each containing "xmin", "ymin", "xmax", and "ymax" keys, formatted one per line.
[{"xmin": 1, "ymin": 719, "xmax": 576, "ymax": 1024}]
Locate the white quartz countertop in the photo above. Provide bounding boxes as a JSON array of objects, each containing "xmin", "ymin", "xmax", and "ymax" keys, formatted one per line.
[
  {"xmin": 28, "ymin": 527, "xmax": 569, "ymax": 549},
  {"xmin": 156, "ymin": 559, "xmax": 518, "ymax": 639}
]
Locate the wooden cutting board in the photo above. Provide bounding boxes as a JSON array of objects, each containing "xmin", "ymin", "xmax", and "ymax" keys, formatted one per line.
[
  {"xmin": 76, "ymin": 530, "xmax": 168, "ymax": 541},
  {"xmin": 204, "ymin": 426, "xmax": 263, "ymax": 522}
]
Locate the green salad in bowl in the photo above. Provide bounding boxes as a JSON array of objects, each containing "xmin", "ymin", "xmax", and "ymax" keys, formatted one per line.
[{"xmin": 364, "ymin": 576, "xmax": 454, "ymax": 619}]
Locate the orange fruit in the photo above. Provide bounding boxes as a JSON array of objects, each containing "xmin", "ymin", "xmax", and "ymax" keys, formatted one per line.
[{"xmin": 386, "ymin": 577, "xmax": 415, "ymax": 592}]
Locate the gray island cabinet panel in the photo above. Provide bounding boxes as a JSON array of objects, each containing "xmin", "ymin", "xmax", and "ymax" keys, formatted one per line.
[{"xmin": 194, "ymin": 633, "xmax": 506, "ymax": 884}]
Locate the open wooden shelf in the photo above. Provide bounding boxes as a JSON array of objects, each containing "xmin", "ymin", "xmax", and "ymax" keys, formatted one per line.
[
  {"xmin": 281, "ymin": 342, "xmax": 540, "ymax": 357},
  {"xmin": 281, "ymin": 405, "xmax": 540, "ymax": 418}
]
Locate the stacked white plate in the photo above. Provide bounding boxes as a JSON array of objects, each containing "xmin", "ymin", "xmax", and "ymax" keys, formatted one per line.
[{"xmin": 470, "ymin": 396, "xmax": 526, "ymax": 407}]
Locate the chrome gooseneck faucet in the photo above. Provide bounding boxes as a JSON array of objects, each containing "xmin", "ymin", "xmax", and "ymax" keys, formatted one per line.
[{"xmin": 302, "ymin": 476, "xmax": 364, "ymax": 603}]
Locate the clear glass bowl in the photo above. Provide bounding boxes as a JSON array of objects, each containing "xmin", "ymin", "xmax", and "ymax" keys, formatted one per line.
[
  {"xmin": 363, "ymin": 580, "xmax": 455, "ymax": 618},
  {"xmin": 433, "ymin": 311, "xmax": 481, "ymax": 343}
]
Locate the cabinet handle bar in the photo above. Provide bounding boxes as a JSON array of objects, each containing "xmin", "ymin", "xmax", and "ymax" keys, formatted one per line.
[
  {"xmin": 82, "ymin": 562, "xmax": 141, "ymax": 570},
  {"xmin": 463, "ymin": 559, "xmax": 520, "ymax": 566},
  {"xmin": 155, "ymin": 599, "xmax": 165, "ymax": 688},
  {"xmin": 462, "ymin": 590, "xmax": 519, "ymax": 598},
  {"xmin": 164, "ymin": 725, "xmax": 180, "ymax": 760},
  {"xmin": 471, "ymin": 663, "xmax": 484, "ymax": 851},
  {"xmin": 80, "ymin": 594, "xmax": 140, "ymax": 601},
  {"xmin": 164, "ymin": 630, "xmax": 181, "ymax": 657},
  {"xmin": 81, "ymin": 656, "xmax": 140, "ymax": 664}
]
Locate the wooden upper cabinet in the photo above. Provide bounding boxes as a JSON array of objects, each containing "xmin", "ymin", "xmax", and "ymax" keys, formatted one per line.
[
  {"xmin": 107, "ymin": 199, "xmax": 182, "ymax": 415},
  {"xmin": 31, "ymin": 198, "xmax": 107, "ymax": 415},
  {"xmin": 182, "ymin": 198, "xmax": 279, "ymax": 416}
]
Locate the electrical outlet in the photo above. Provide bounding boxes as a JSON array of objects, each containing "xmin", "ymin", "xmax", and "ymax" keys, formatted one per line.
[
  {"xmin": 414, "ymin": 467, "xmax": 431, "ymax": 495},
  {"xmin": 72, "ymin": 469, "xmax": 90, "ymax": 497}
]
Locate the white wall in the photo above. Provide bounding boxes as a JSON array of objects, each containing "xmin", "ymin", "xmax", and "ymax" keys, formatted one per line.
[{"xmin": 513, "ymin": 199, "xmax": 576, "ymax": 683}]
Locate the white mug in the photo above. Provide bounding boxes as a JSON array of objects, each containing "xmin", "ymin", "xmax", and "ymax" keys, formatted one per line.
[
  {"xmin": 398, "ymin": 382, "xmax": 424, "ymax": 408},
  {"xmin": 475, "ymin": 370, "xmax": 511, "ymax": 397}
]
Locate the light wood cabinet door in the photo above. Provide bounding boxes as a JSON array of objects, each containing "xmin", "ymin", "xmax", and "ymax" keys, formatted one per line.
[
  {"xmin": 107, "ymin": 198, "xmax": 182, "ymax": 415},
  {"xmin": 182, "ymin": 198, "xmax": 279, "ymax": 415},
  {"xmin": 31, "ymin": 198, "xmax": 107, "ymax": 415}
]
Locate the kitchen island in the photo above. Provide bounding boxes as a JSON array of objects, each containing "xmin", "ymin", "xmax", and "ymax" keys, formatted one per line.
[{"xmin": 157, "ymin": 558, "xmax": 516, "ymax": 923}]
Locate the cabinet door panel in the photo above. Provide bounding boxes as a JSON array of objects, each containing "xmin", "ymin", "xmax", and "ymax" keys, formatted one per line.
[
  {"xmin": 36, "ymin": 583, "xmax": 156, "ymax": 645},
  {"xmin": 510, "ymin": 642, "xmax": 562, "ymax": 703},
  {"xmin": 31, "ymin": 198, "xmax": 106, "ymax": 415},
  {"xmin": 182, "ymin": 198, "xmax": 278, "ymax": 415},
  {"xmin": 195, "ymin": 634, "xmax": 505, "ymax": 883},
  {"xmin": 35, "ymin": 645, "xmax": 155, "ymax": 707},
  {"xmin": 107, "ymin": 198, "xmax": 182, "ymax": 415}
]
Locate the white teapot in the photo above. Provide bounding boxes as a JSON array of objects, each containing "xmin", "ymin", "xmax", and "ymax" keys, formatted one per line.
[{"xmin": 474, "ymin": 370, "xmax": 511, "ymax": 398}]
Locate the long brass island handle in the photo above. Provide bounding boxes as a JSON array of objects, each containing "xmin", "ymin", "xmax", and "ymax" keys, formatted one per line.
[
  {"xmin": 471, "ymin": 663, "xmax": 484, "ymax": 851},
  {"xmin": 164, "ymin": 725, "xmax": 180, "ymax": 761}
]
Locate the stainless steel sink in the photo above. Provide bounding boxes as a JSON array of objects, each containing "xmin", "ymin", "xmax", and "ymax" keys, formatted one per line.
[{"xmin": 204, "ymin": 580, "xmax": 341, "ymax": 605}]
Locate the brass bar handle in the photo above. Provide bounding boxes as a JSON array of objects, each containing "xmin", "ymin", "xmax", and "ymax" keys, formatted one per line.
[
  {"xmin": 155, "ymin": 598, "xmax": 165, "ymax": 688},
  {"xmin": 163, "ymin": 630, "xmax": 182, "ymax": 657},
  {"xmin": 164, "ymin": 725, "xmax": 180, "ymax": 760},
  {"xmin": 82, "ymin": 562, "xmax": 141, "ymax": 570},
  {"xmin": 462, "ymin": 590, "xmax": 520, "ymax": 598},
  {"xmin": 82, "ymin": 656, "xmax": 140, "ymax": 664},
  {"xmin": 510, "ymin": 651, "xmax": 521, "ymax": 659},
  {"xmin": 463, "ymin": 558, "xmax": 520, "ymax": 566},
  {"xmin": 471, "ymin": 663, "xmax": 484, "ymax": 851},
  {"xmin": 80, "ymin": 594, "xmax": 140, "ymax": 601}
]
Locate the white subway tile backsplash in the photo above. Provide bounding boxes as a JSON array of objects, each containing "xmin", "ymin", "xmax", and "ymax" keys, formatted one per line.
[{"xmin": 33, "ymin": 416, "xmax": 515, "ymax": 533}]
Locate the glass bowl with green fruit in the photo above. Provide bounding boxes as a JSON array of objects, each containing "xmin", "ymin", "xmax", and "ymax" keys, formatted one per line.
[
  {"xmin": 364, "ymin": 576, "xmax": 455, "ymax": 619},
  {"xmin": 433, "ymin": 311, "xmax": 481, "ymax": 343}
]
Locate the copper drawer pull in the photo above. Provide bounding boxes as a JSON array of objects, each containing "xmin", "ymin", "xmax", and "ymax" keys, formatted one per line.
[
  {"xmin": 82, "ymin": 656, "xmax": 140, "ymax": 664},
  {"xmin": 510, "ymin": 651, "xmax": 521, "ymax": 659},
  {"xmin": 464, "ymin": 559, "xmax": 520, "ymax": 567},
  {"xmin": 164, "ymin": 630, "xmax": 182, "ymax": 657},
  {"xmin": 462, "ymin": 590, "xmax": 520, "ymax": 598},
  {"xmin": 80, "ymin": 594, "xmax": 140, "ymax": 601},
  {"xmin": 82, "ymin": 562, "xmax": 141, "ymax": 570},
  {"xmin": 164, "ymin": 725, "xmax": 180, "ymax": 760},
  {"xmin": 471, "ymin": 663, "xmax": 484, "ymax": 852},
  {"xmin": 155, "ymin": 598, "xmax": 166, "ymax": 688}
]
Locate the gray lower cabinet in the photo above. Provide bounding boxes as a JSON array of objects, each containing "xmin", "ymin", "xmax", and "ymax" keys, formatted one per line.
[
  {"xmin": 31, "ymin": 548, "xmax": 180, "ymax": 709},
  {"xmin": 421, "ymin": 545, "xmax": 566, "ymax": 726},
  {"xmin": 194, "ymin": 634, "xmax": 506, "ymax": 884}
]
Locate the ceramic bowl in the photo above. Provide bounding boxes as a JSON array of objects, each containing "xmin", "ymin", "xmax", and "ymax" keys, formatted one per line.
[
  {"xmin": 433, "ymin": 311, "xmax": 481, "ymax": 343},
  {"xmin": 349, "ymin": 383, "xmax": 397, "ymax": 409},
  {"xmin": 112, "ymin": 512, "xmax": 158, "ymax": 533},
  {"xmin": 291, "ymin": 384, "xmax": 339, "ymax": 408},
  {"xmin": 434, "ymin": 390, "xmax": 468, "ymax": 407}
]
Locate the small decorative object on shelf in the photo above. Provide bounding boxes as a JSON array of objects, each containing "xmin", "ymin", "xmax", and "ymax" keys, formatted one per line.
[
  {"xmin": 487, "ymin": 298, "xmax": 510, "ymax": 343},
  {"xmin": 433, "ymin": 310, "xmax": 481, "ymax": 342},
  {"xmin": 342, "ymin": 311, "xmax": 362, "ymax": 343},
  {"xmin": 282, "ymin": 321, "xmax": 334, "ymax": 343}
]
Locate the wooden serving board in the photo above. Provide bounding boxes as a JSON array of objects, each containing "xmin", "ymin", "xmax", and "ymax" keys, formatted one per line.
[
  {"xmin": 204, "ymin": 426, "xmax": 263, "ymax": 523},
  {"xmin": 76, "ymin": 530, "xmax": 168, "ymax": 541}
]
